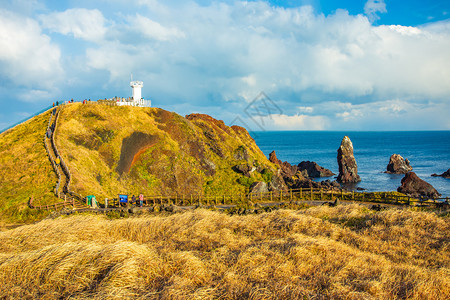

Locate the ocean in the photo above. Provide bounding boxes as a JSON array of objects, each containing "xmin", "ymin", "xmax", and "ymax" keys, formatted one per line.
[{"xmin": 251, "ymin": 131, "xmax": 450, "ymax": 198}]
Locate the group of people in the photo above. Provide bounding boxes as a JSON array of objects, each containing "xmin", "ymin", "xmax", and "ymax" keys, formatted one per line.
[
  {"xmin": 52, "ymin": 99, "xmax": 92, "ymax": 106},
  {"xmin": 105, "ymin": 194, "xmax": 145, "ymax": 209},
  {"xmin": 131, "ymin": 194, "xmax": 145, "ymax": 207}
]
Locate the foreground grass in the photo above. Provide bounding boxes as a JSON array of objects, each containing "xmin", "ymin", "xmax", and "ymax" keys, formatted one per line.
[{"xmin": 0, "ymin": 205, "xmax": 448, "ymax": 299}]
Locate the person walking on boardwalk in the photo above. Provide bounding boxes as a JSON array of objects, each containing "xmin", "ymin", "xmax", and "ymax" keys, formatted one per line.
[
  {"xmin": 139, "ymin": 194, "xmax": 144, "ymax": 207},
  {"xmin": 55, "ymin": 156, "xmax": 60, "ymax": 167}
]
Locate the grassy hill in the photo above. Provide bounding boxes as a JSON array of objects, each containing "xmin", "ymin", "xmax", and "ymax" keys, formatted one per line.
[
  {"xmin": 0, "ymin": 205, "xmax": 448, "ymax": 298},
  {"xmin": 0, "ymin": 110, "xmax": 58, "ymax": 225},
  {"xmin": 55, "ymin": 103, "xmax": 277, "ymax": 198},
  {"xmin": 0, "ymin": 103, "xmax": 278, "ymax": 224}
]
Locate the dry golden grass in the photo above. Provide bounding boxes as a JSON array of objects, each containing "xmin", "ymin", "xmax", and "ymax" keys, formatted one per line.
[
  {"xmin": 0, "ymin": 110, "xmax": 58, "ymax": 224},
  {"xmin": 0, "ymin": 205, "xmax": 449, "ymax": 299}
]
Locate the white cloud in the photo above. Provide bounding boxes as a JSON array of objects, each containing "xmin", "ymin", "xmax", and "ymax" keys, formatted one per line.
[
  {"xmin": 39, "ymin": 8, "xmax": 106, "ymax": 42},
  {"xmin": 0, "ymin": 10, "xmax": 62, "ymax": 91},
  {"xmin": 131, "ymin": 14, "xmax": 185, "ymax": 41},
  {"xmin": 266, "ymin": 114, "xmax": 329, "ymax": 130},
  {"xmin": 2, "ymin": 1, "xmax": 450, "ymax": 130},
  {"xmin": 364, "ymin": 0, "xmax": 387, "ymax": 23}
]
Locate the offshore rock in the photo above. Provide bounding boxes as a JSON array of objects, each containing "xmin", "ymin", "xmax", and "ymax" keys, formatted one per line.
[
  {"xmin": 431, "ymin": 168, "xmax": 450, "ymax": 178},
  {"xmin": 385, "ymin": 154, "xmax": 412, "ymax": 174},
  {"xmin": 298, "ymin": 161, "xmax": 335, "ymax": 178},
  {"xmin": 397, "ymin": 172, "xmax": 440, "ymax": 199},
  {"xmin": 269, "ymin": 150, "xmax": 297, "ymax": 179},
  {"xmin": 337, "ymin": 136, "xmax": 361, "ymax": 183}
]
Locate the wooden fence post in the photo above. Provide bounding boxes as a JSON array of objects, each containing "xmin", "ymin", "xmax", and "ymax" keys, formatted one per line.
[
  {"xmin": 310, "ymin": 187, "xmax": 313, "ymax": 201},
  {"xmin": 352, "ymin": 191, "xmax": 355, "ymax": 200},
  {"xmin": 300, "ymin": 187, "xmax": 302, "ymax": 199},
  {"xmin": 280, "ymin": 190, "xmax": 283, "ymax": 202},
  {"xmin": 320, "ymin": 188, "xmax": 323, "ymax": 200},
  {"xmin": 190, "ymin": 194, "xmax": 193, "ymax": 205},
  {"xmin": 290, "ymin": 189, "xmax": 293, "ymax": 202},
  {"xmin": 270, "ymin": 191, "xmax": 273, "ymax": 202}
]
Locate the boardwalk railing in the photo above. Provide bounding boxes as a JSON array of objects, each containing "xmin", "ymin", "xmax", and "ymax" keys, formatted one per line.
[{"xmin": 105, "ymin": 188, "xmax": 450, "ymax": 209}]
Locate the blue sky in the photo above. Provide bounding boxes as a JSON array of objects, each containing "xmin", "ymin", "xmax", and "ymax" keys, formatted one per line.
[{"xmin": 1, "ymin": 0, "xmax": 449, "ymax": 131}]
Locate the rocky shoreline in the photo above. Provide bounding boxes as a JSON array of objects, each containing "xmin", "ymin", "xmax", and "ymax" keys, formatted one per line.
[{"xmin": 255, "ymin": 136, "xmax": 446, "ymax": 199}]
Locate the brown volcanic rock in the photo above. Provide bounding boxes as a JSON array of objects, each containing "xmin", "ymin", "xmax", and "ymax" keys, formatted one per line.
[
  {"xmin": 269, "ymin": 150, "xmax": 297, "ymax": 179},
  {"xmin": 337, "ymin": 136, "xmax": 361, "ymax": 183},
  {"xmin": 397, "ymin": 172, "xmax": 440, "ymax": 199},
  {"xmin": 386, "ymin": 154, "xmax": 412, "ymax": 174},
  {"xmin": 298, "ymin": 161, "xmax": 335, "ymax": 178},
  {"xmin": 431, "ymin": 169, "xmax": 450, "ymax": 178},
  {"xmin": 249, "ymin": 181, "xmax": 269, "ymax": 194},
  {"xmin": 269, "ymin": 173, "xmax": 289, "ymax": 192}
]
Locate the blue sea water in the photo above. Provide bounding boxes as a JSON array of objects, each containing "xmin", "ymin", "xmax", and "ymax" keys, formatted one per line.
[{"xmin": 251, "ymin": 131, "xmax": 450, "ymax": 198}]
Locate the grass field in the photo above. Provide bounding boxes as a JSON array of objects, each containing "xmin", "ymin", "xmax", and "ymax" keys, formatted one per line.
[{"xmin": 0, "ymin": 205, "xmax": 448, "ymax": 299}]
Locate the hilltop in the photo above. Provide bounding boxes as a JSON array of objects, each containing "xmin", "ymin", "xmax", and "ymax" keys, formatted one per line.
[{"xmin": 0, "ymin": 103, "xmax": 280, "ymax": 224}]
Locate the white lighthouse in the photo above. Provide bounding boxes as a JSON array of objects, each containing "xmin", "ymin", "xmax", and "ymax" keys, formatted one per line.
[
  {"xmin": 130, "ymin": 80, "xmax": 143, "ymax": 102},
  {"xmin": 114, "ymin": 78, "xmax": 151, "ymax": 107}
]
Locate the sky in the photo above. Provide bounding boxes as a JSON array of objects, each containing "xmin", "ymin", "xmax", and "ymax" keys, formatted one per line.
[{"xmin": 0, "ymin": 0, "xmax": 449, "ymax": 132}]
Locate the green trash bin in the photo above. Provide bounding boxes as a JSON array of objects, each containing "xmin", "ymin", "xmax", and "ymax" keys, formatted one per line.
[{"xmin": 86, "ymin": 195, "xmax": 95, "ymax": 206}]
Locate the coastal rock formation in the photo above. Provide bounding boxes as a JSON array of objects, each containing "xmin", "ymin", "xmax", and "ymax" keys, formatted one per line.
[
  {"xmin": 269, "ymin": 151, "xmax": 297, "ymax": 179},
  {"xmin": 297, "ymin": 161, "xmax": 335, "ymax": 178},
  {"xmin": 397, "ymin": 172, "xmax": 440, "ymax": 199},
  {"xmin": 385, "ymin": 154, "xmax": 412, "ymax": 174},
  {"xmin": 337, "ymin": 136, "xmax": 361, "ymax": 183},
  {"xmin": 233, "ymin": 163, "xmax": 255, "ymax": 177},
  {"xmin": 269, "ymin": 173, "xmax": 288, "ymax": 192},
  {"xmin": 249, "ymin": 181, "xmax": 269, "ymax": 194},
  {"xmin": 431, "ymin": 169, "xmax": 450, "ymax": 178}
]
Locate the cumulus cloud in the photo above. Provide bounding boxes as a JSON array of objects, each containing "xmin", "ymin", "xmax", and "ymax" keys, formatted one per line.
[
  {"xmin": 39, "ymin": 8, "xmax": 106, "ymax": 42},
  {"xmin": 0, "ymin": 10, "xmax": 62, "ymax": 91},
  {"xmin": 2, "ymin": 0, "xmax": 450, "ymax": 130},
  {"xmin": 364, "ymin": 0, "xmax": 387, "ymax": 23}
]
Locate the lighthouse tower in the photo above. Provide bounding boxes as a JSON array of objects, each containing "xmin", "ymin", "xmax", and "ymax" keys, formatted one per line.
[{"xmin": 130, "ymin": 80, "xmax": 143, "ymax": 103}]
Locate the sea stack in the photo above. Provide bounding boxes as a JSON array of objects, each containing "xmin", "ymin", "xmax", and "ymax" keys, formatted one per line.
[
  {"xmin": 397, "ymin": 172, "xmax": 440, "ymax": 199},
  {"xmin": 431, "ymin": 169, "xmax": 450, "ymax": 178},
  {"xmin": 337, "ymin": 136, "xmax": 361, "ymax": 183},
  {"xmin": 386, "ymin": 154, "xmax": 413, "ymax": 174}
]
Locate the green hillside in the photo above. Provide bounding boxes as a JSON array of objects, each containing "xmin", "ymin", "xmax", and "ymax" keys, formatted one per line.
[{"xmin": 0, "ymin": 103, "xmax": 279, "ymax": 224}]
